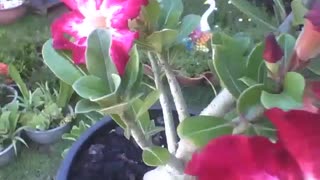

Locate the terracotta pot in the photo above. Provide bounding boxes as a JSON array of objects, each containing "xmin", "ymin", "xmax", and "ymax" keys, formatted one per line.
[
  {"xmin": 143, "ymin": 64, "xmax": 218, "ymax": 87},
  {"xmin": 0, "ymin": 2, "xmax": 27, "ymax": 25}
]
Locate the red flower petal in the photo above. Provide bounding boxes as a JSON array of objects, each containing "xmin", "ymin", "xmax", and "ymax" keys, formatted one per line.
[
  {"xmin": 51, "ymin": 11, "xmax": 88, "ymax": 64},
  {"xmin": 185, "ymin": 135, "xmax": 302, "ymax": 180},
  {"xmin": 0, "ymin": 63, "xmax": 8, "ymax": 76},
  {"xmin": 263, "ymin": 33, "xmax": 284, "ymax": 63},
  {"xmin": 111, "ymin": 30, "xmax": 138, "ymax": 75},
  {"xmin": 266, "ymin": 108, "xmax": 320, "ymax": 179}
]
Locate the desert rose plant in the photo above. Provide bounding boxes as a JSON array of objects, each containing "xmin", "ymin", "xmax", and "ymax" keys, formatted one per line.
[{"xmin": 43, "ymin": 0, "xmax": 320, "ymax": 179}]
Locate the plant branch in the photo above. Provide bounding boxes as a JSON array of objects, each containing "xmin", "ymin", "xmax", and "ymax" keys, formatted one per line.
[
  {"xmin": 148, "ymin": 52, "xmax": 178, "ymax": 154},
  {"xmin": 278, "ymin": 12, "xmax": 293, "ymax": 33},
  {"xmin": 157, "ymin": 53, "xmax": 189, "ymax": 122},
  {"xmin": 121, "ymin": 111, "xmax": 152, "ymax": 149},
  {"xmin": 200, "ymin": 88, "xmax": 235, "ymax": 116}
]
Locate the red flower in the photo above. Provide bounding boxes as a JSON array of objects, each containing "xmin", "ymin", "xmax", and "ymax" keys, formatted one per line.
[
  {"xmin": 263, "ymin": 33, "xmax": 284, "ymax": 63},
  {"xmin": 294, "ymin": 2, "xmax": 320, "ymax": 61},
  {"xmin": 0, "ymin": 63, "xmax": 8, "ymax": 76},
  {"xmin": 51, "ymin": 0, "xmax": 148, "ymax": 75},
  {"xmin": 185, "ymin": 108, "xmax": 320, "ymax": 180}
]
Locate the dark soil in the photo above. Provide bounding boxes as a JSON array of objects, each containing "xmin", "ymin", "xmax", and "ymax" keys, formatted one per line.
[{"xmin": 68, "ymin": 110, "xmax": 179, "ymax": 180}]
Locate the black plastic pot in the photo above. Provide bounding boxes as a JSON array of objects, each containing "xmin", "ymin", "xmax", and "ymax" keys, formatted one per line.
[
  {"xmin": 56, "ymin": 116, "xmax": 114, "ymax": 180},
  {"xmin": 0, "ymin": 84, "xmax": 18, "ymax": 107},
  {"xmin": 56, "ymin": 107, "xmax": 199, "ymax": 180}
]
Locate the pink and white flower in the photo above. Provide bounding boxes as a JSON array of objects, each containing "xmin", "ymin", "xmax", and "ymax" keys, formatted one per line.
[{"xmin": 51, "ymin": 0, "xmax": 148, "ymax": 75}]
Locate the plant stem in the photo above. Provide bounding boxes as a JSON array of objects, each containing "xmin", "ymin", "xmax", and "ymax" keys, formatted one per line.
[
  {"xmin": 200, "ymin": 88, "xmax": 235, "ymax": 116},
  {"xmin": 175, "ymin": 88, "xmax": 235, "ymax": 162},
  {"xmin": 157, "ymin": 53, "xmax": 189, "ymax": 122},
  {"xmin": 121, "ymin": 111, "xmax": 152, "ymax": 149},
  {"xmin": 148, "ymin": 52, "xmax": 178, "ymax": 154}
]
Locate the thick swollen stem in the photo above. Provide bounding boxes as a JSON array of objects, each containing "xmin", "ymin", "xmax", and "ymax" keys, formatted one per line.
[
  {"xmin": 157, "ymin": 53, "xmax": 189, "ymax": 122},
  {"xmin": 121, "ymin": 111, "xmax": 152, "ymax": 149},
  {"xmin": 148, "ymin": 52, "xmax": 178, "ymax": 154},
  {"xmin": 200, "ymin": 88, "xmax": 235, "ymax": 116}
]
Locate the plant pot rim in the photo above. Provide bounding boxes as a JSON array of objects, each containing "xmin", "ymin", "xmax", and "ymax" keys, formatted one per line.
[
  {"xmin": 0, "ymin": 84, "xmax": 18, "ymax": 106},
  {"xmin": 0, "ymin": 0, "xmax": 25, "ymax": 11},
  {"xmin": 24, "ymin": 122, "xmax": 71, "ymax": 134},
  {"xmin": 24, "ymin": 105, "xmax": 74, "ymax": 133},
  {"xmin": 0, "ymin": 143, "xmax": 14, "ymax": 156}
]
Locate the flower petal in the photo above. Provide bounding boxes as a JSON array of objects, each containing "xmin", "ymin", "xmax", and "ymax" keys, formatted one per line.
[
  {"xmin": 266, "ymin": 108, "xmax": 320, "ymax": 179},
  {"xmin": 111, "ymin": 30, "xmax": 138, "ymax": 75},
  {"xmin": 62, "ymin": 0, "xmax": 103, "ymax": 15},
  {"xmin": 185, "ymin": 135, "xmax": 302, "ymax": 180},
  {"xmin": 263, "ymin": 33, "xmax": 284, "ymax": 63}
]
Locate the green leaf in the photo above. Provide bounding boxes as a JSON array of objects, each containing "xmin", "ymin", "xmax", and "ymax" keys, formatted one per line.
[
  {"xmin": 86, "ymin": 29, "xmax": 117, "ymax": 92},
  {"xmin": 291, "ymin": 0, "xmax": 308, "ymax": 26},
  {"xmin": 261, "ymin": 72, "xmax": 305, "ymax": 111},
  {"xmin": 142, "ymin": 146, "xmax": 171, "ymax": 166},
  {"xmin": 308, "ymin": 59, "xmax": 320, "ymax": 75},
  {"xmin": 111, "ymin": 114, "xmax": 127, "ymax": 129},
  {"xmin": 121, "ymin": 45, "xmax": 142, "ymax": 95},
  {"xmin": 57, "ymin": 80, "xmax": 74, "ymax": 108},
  {"xmin": 137, "ymin": 90, "xmax": 160, "ymax": 118},
  {"xmin": 131, "ymin": 98, "xmax": 151, "ymax": 134},
  {"xmin": 277, "ymin": 34, "xmax": 296, "ymax": 68},
  {"xmin": 8, "ymin": 64, "xmax": 29, "ymax": 100},
  {"xmin": 178, "ymin": 116, "xmax": 233, "ymax": 147},
  {"xmin": 176, "ymin": 14, "xmax": 201, "ymax": 42},
  {"xmin": 75, "ymin": 99, "xmax": 100, "ymax": 114},
  {"xmin": 273, "ymin": 0, "xmax": 286, "ymax": 21},
  {"xmin": 42, "ymin": 39, "xmax": 84, "ymax": 85},
  {"xmin": 237, "ymin": 84, "xmax": 265, "ymax": 120},
  {"xmin": 231, "ymin": 0, "xmax": 277, "ymax": 31},
  {"xmin": 73, "ymin": 75, "xmax": 109, "ymax": 99},
  {"xmin": 246, "ymin": 42, "xmax": 265, "ymax": 81},
  {"xmin": 142, "ymin": 0, "xmax": 161, "ymax": 28},
  {"xmin": 158, "ymin": 0, "xmax": 183, "ymax": 29},
  {"xmin": 146, "ymin": 29, "xmax": 179, "ymax": 52},
  {"xmin": 213, "ymin": 45, "xmax": 247, "ymax": 97},
  {"xmin": 99, "ymin": 102, "xmax": 129, "ymax": 115},
  {"xmin": 238, "ymin": 77, "xmax": 258, "ymax": 86}
]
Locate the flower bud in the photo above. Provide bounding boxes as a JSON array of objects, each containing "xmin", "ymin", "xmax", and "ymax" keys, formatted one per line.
[
  {"xmin": 263, "ymin": 33, "xmax": 284, "ymax": 63},
  {"xmin": 0, "ymin": 63, "xmax": 8, "ymax": 76}
]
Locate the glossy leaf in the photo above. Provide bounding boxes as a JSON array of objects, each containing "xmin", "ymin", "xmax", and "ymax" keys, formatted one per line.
[
  {"xmin": 86, "ymin": 29, "xmax": 117, "ymax": 92},
  {"xmin": 111, "ymin": 114, "xmax": 127, "ymax": 129},
  {"xmin": 146, "ymin": 29, "xmax": 179, "ymax": 52},
  {"xmin": 137, "ymin": 90, "xmax": 160, "ymax": 118},
  {"xmin": 42, "ymin": 39, "xmax": 84, "ymax": 85},
  {"xmin": 261, "ymin": 72, "xmax": 305, "ymax": 111},
  {"xmin": 246, "ymin": 42, "xmax": 265, "ymax": 81},
  {"xmin": 73, "ymin": 75, "xmax": 109, "ymax": 100},
  {"xmin": 132, "ymin": 98, "xmax": 151, "ymax": 134},
  {"xmin": 291, "ymin": 0, "xmax": 308, "ymax": 25},
  {"xmin": 142, "ymin": 146, "xmax": 171, "ymax": 166},
  {"xmin": 121, "ymin": 45, "xmax": 142, "ymax": 96},
  {"xmin": 277, "ymin": 34, "xmax": 296, "ymax": 68},
  {"xmin": 8, "ymin": 65, "xmax": 29, "ymax": 100},
  {"xmin": 158, "ymin": 0, "xmax": 183, "ymax": 29},
  {"xmin": 178, "ymin": 116, "xmax": 233, "ymax": 147},
  {"xmin": 213, "ymin": 45, "xmax": 247, "ymax": 97},
  {"xmin": 75, "ymin": 99, "xmax": 100, "ymax": 114},
  {"xmin": 237, "ymin": 84, "xmax": 265, "ymax": 120},
  {"xmin": 142, "ymin": 0, "xmax": 161, "ymax": 28},
  {"xmin": 99, "ymin": 102, "xmax": 129, "ymax": 115}
]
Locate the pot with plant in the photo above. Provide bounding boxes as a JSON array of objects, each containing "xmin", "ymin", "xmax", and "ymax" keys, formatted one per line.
[
  {"xmin": 0, "ymin": 63, "xmax": 17, "ymax": 108},
  {"xmin": 0, "ymin": 0, "xmax": 26, "ymax": 25},
  {"xmin": 0, "ymin": 101, "xmax": 27, "ymax": 166},
  {"xmin": 42, "ymin": 0, "xmax": 320, "ymax": 180},
  {"xmin": 9, "ymin": 65, "xmax": 75, "ymax": 144}
]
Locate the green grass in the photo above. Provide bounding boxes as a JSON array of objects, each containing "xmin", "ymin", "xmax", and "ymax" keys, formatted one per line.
[{"xmin": 0, "ymin": 140, "xmax": 71, "ymax": 180}]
